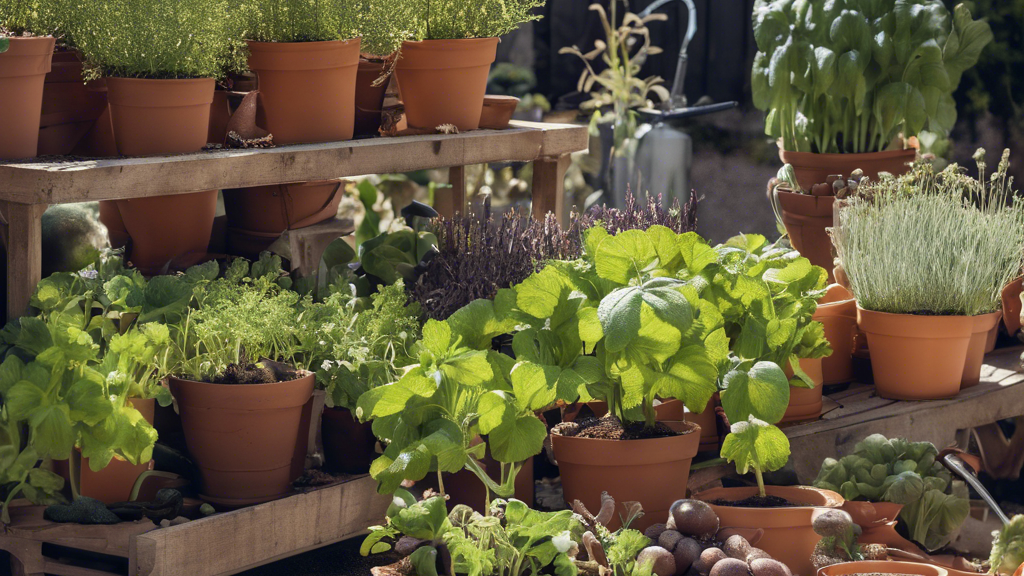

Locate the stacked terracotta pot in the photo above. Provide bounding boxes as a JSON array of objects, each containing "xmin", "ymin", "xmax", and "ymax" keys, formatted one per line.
[{"xmin": 0, "ymin": 36, "xmax": 56, "ymax": 159}]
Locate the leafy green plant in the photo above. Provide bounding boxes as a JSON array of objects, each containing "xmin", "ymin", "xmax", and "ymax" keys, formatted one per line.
[
  {"xmin": 813, "ymin": 434, "xmax": 970, "ymax": 551},
  {"xmin": 720, "ymin": 416, "xmax": 790, "ymax": 498},
  {"xmin": 354, "ymin": 210, "xmax": 439, "ymax": 303},
  {"xmin": 560, "ymin": 1, "xmax": 668, "ymax": 153},
  {"xmin": 0, "ymin": 0, "xmax": 49, "ymax": 35},
  {"xmin": 411, "ymin": 0, "xmax": 544, "ymax": 41},
  {"xmin": 353, "ymin": 0, "xmax": 419, "ymax": 56},
  {"xmin": 61, "ymin": 0, "xmax": 246, "ymax": 79},
  {"xmin": 751, "ymin": 0, "xmax": 992, "ymax": 154},
  {"xmin": 238, "ymin": 0, "xmax": 358, "ymax": 42},
  {"xmin": 990, "ymin": 515, "xmax": 1024, "ymax": 575},
  {"xmin": 831, "ymin": 152, "xmax": 1024, "ymax": 316}
]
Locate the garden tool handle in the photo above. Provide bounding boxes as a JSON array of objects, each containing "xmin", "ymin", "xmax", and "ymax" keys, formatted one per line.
[
  {"xmin": 639, "ymin": 0, "xmax": 698, "ymax": 109},
  {"xmin": 939, "ymin": 448, "xmax": 1012, "ymax": 526}
]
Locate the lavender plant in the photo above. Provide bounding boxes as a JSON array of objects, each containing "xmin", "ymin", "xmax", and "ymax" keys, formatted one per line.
[{"xmin": 581, "ymin": 192, "xmax": 698, "ymax": 235}]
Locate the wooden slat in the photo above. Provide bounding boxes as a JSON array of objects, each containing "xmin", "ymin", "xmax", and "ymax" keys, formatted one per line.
[
  {"xmin": 4, "ymin": 202, "xmax": 47, "ymax": 321},
  {"xmin": 1, "ymin": 503, "xmax": 155, "ymax": 558},
  {"xmin": 0, "ymin": 123, "xmax": 588, "ymax": 206},
  {"xmin": 130, "ymin": 474, "xmax": 388, "ymax": 576},
  {"xmin": 532, "ymin": 154, "xmax": 571, "ymax": 224}
]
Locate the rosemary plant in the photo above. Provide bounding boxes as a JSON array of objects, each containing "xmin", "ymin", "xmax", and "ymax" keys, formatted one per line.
[
  {"xmin": 831, "ymin": 150, "xmax": 1024, "ymax": 316},
  {"xmin": 1, "ymin": 0, "xmax": 47, "ymax": 35},
  {"xmin": 411, "ymin": 0, "xmax": 544, "ymax": 40},
  {"xmin": 239, "ymin": 0, "xmax": 358, "ymax": 43}
]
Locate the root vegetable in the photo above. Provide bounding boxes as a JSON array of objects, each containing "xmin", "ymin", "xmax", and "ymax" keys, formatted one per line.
[
  {"xmin": 722, "ymin": 535, "xmax": 751, "ymax": 560},
  {"xmin": 638, "ymin": 546, "xmax": 677, "ymax": 576},
  {"xmin": 694, "ymin": 548, "xmax": 727, "ymax": 576},
  {"xmin": 669, "ymin": 500, "xmax": 719, "ymax": 540},
  {"xmin": 659, "ymin": 530, "xmax": 685, "ymax": 552},
  {"xmin": 646, "ymin": 523, "xmax": 669, "ymax": 541},
  {"xmin": 673, "ymin": 538, "xmax": 702, "ymax": 574},
  {"xmin": 745, "ymin": 548, "xmax": 771, "ymax": 563},
  {"xmin": 749, "ymin": 558, "xmax": 792, "ymax": 576},
  {"xmin": 709, "ymin": 558, "xmax": 751, "ymax": 576}
]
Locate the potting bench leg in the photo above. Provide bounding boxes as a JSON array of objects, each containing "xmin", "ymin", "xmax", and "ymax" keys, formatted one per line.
[
  {"xmin": 1, "ymin": 538, "xmax": 45, "ymax": 576},
  {"xmin": 1, "ymin": 202, "xmax": 47, "ymax": 321},
  {"xmin": 532, "ymin": 154, "xmax": 570, "ymax": 225}
]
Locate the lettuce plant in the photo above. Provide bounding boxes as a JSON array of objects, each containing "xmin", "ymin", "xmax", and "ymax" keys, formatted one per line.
[
  {"xmin": 990, "ymin": 515, "xmax": 1024, "ymax": 576},
  {"xmin": 813, "ymin": 434, "xmax": 970, "ymax": 551},
  {"xmin": 751, "ymin": 0, "xmax": 992, "ymax": 154}
]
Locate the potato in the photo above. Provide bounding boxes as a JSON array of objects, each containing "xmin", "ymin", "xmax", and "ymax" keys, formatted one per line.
[
  {"xmin": 673, "ymin": 538, "xmax": 702, "ymax": 575},
  {"xmin": 709, "ymin": 558, "xmax": 751, "ymax": 576},
  {"xmin": 721, "ymin": 535, "xmax": 751, "ymax": 560},
  {"xmin": 659, "ymin": 530, "xmax": 684, "ymax": 552},
  {"xmin": 749, "ymin": 559, "xmax": 792, "ymax": 576},
  {"xmin": 812, "ymin": 510, "xmax": 853, "ymax": 539},
  {"xmin": 745, "ymin": 548, "xmax": 771, "ymax": 563},
  {"xmin": 694, "ymin": 547, "xmax": 727, "ymax": 576},
  {"xmin": 645, "ymin": 523, "xmax": 669, "ymax": 541},
  {"xmin": 638, "ymin": 546, "xmax": 677, "ymax": 576},
  {"xmin": 669, "ymin": 500, "xmax": 720, "ymax": 540}
]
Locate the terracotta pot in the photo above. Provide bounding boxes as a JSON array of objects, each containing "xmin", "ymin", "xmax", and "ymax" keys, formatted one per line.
[
  {"xmin": 857, "ymin": 307, "xmax": 972, "ymax": 400},
  {"xmin": 817, "ymin": 561, "xmax": 947, "ymax": 576},
  {"xmin": 815, "ymin": 284, "xmax": 858, "ymax": 385},
  {"xmin": 839, "ymin": 501, "xmax": 919, "ymax": 549},
  {"xmin": 290, "ymin": 389, "xmax": 325, "ymax": 482},
  {"xmin": 355, "ymin": 56, "xmax": 390, "ymax": 138},
  {"xmin": 1001, "ymin": 277, "xmax": 1022, "ymax": 335},
  {"xmin": 779, "ymin": 147, "xmax": 918, "ymax": 192},
  {"xmin": 37, "ymin": 51, "xmax": 110, "ymax": 156},
  {"xmin": 683, "ymin": 396, "xmax": 721, "ymax": 453},
  {"xmin": 0, "ymin": 36, "xmax": 55, "ymax": 159},
  {"xmin": 169, "ymin": 373, "xmax": 315, "ymax": 506},
  {"xmin": 961, "ymin": 311, "xmax": 1002, "ymax": 388},
  {"xmin": 99, "ymin": 200, "xmax": 131, "ymax": 250},
  {"xmin": 552, "ymin": 421, "xmax": 701, "ymax": 531},
  {"xmin": 479, "ymin": 95, "xmax": 519, "ymax": 130},
  {"xmin": 106, "ymin": 77, "xmax": 217, "ymax": 272},
  {"xmin": 1014, "ymin": 562, "xmax": 1024, "ymax": 576},
  {"xmin": 321, "ymin": 406, "xmax": 378, "ymax": 474},
  {"xmin": 695, "ymin": 485, "xmax": 844, "ymax": 576},
  {"xmin": 247, "ymin": 39, "xmax": 361, "ymax": 144},
  {"xmin": 776, "ymin": 192, "xmax": 835, "ymax": 282},
  {"xmin": 782, "ymin": 358, "xmax": 824, "ymax": 423},
  {"xmin": 222, "ymin": 179, "xmax": 343, "ymax": 235},
  {"xmin": 396, "ymin": 38, "xmax": 499, "ymax": 131},
  {"xmin": 985, "ymin": 313, "xmax": 1001, "ymax": 354},
  {"xmin": 55, "ymin": 398, "xmax": 155, "ymax": 504},
  {"xmin": 208, "ymin": 89, "xmax": 231, "ymax": 145}
]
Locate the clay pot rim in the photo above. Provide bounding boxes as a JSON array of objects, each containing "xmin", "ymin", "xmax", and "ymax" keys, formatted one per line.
[
  {"xmin": 778, "ymin": 146, "xmax": 919, "ymax": 162},
  {"xmin": 246, "ymin": 37, "xmax": 361, "ymax": 48},
  {"xmin": 857, "ymin": 306, "xmax": 976, "ymax": 336},
  {"xmin": 816, "ymin": 560, "xmax": 948, "ymax": 576},
  {"xmin": 694, "ymin": 485, "xmax": 844, "ymax": 509},
  {"xmin": 169, "ymin": 369, "xmax": 314, "ymax": 388},
  {"xmin": 970, "ymin": 310, "xmax": 1003, "ymax": 334},
  {"xmin": 551, "ymin": 420, "xmax": 700, "ymax": 443},
  {"xmin": 105, "ymin": 76, "xmax": 216, "ymax": 110},
  {"xmin": 551, "ymin": 421, "xmax": 701, "ymax": 466},
  {"xmin": 247, "ymin": 38, "xmax": 362, "ymax": 72},
  {"xmin": 840, "ymin": 500, "xmax": 904, "ymax": 525},
  {"xmin": 398, "ymin": 37, "xmax": 500, "ymax": 70}
]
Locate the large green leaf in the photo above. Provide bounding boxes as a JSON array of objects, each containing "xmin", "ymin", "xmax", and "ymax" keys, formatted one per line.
[
  {"xmin": 720, "ymin": 361, "xmax": 790, "ymax": 424},
  {"xmin": 488, "ymin": 413, "xmax": 547, "ymax": 464},
  {"xmin": 721, "ymin": 416, "xmax": 791, "ymax": 476},
  {"xmin": 594, "ymin": 230, "xmax": 657, "ymax": 284}
]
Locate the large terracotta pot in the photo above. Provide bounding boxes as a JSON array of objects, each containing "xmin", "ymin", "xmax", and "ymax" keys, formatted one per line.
[
  {"xmin": 857, "ymin": 307, "xmax": 972, "ymax": 400},
  {"xmin": 247, "ymin": 39, "xmax": 361, "ymax": 144},
  {"xmin": 962, "ymin": 311, "xmax": 1002, "ymax": 388},
  {"xmin": 169, "ymin": 373, "xmax": 315, "ymax": 506},
  {"xmin": 321, "ymin": 406, "xmax": 377, "ymax": 474},
  {"xmin": 839, "ymin": 501, "xmax": 921, "ymax": 550},
  {"xmin": 815, "ymin": 284, "xmax": 857, "ymax": 385},
  {"xmin": 354, "ymin": 56, "xmax": 391, "ymax": 138},
  {"xmin": 54, "ymin": 398, "xmax": 155, "ymax": 504},
  {"xmin": 395, "ymin": 38, "xmax": 498, "ymax": 131},
  {"xmin": 777, "ymin": 192, "xmax": 836, "ymax": 282},
  {"xmin": 782, "ymin": 358, "xmax": 824, "ymax": 423},
  {"xmin": 37, "ymin": 51, "xmax": 110, "ymax": 156},
  {"xmin": 551, "ymin": 421, "xmax": 701, "ymax": 531},
  {"xmin": 817, "ymin": 561, "xmax": 947, "ymax": 576},
  {"xmin": 684, "ymin": 395, "xmax": 721, "ymax": 453},
  {"xmin": 222, "ymin": 179, "xmax": 343, "ymax": 234},
  {"xmin": 695, "ymin": 485, "xmax": 844, "ymax": 576},
  {"xmin": 779, "ymin": 147, "xmax": 918, "ymax": 192},
  {"xmin": 208, "ymin": 89, "xmax": 231, "ymax": 145},
  {"xmin": 1001, "ymin": 277, "xmax": 1022, "ymax": 335},
  {"xmin": 106, "ymin": 77, "xmax": 218, "ymax": 272},
  {"xmin": 0, "ymin": 36, "xmax": 55, "ymax": 159}
]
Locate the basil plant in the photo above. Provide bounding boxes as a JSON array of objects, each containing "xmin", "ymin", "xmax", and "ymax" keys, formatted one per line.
[{"xmin": 751, "ymin": 0, "xmax": 992, "ymax": 154}]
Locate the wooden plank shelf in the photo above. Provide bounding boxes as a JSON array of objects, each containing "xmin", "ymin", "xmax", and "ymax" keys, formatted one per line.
[
  {"xmin": 784, "ymin": 346, "xmax": 1024, "ymax": 483},
  {"xmin": 1, "ymin": 474, "xmax": 389, "ymax": 576},
  {"xmin": 0, "ymin": 121, "xmax": 589, "ymax": 320}
]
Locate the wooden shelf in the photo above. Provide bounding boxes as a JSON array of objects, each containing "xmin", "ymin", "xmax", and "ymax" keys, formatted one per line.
[{"xmin": 0, "ymin": 121, "xmax": 589, "ymax": 320}]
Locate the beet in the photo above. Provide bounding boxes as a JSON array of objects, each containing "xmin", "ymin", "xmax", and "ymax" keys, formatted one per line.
[
  {"xmin": 750, "ymin": 559, "xmax": 792, "ymax": 576},
  {"xmin": 646, "ymin": 523, "xmax": 669, "ymax": 541},
  {"xmin": 694, "ymin": 547, "xmax": 727, "ymax": 576},
  {"xmin": 669, "ymin": 500, "xmax": 720, "ymax": 540},
  {"xmin": 722, "ymin": 535, "xmax": 751, "ymax": 560},
  {"xmin": 638, "ymin": 546, "xmax": 677, "ymax": 576},
  {"xmin": 659, "ymin": 530, "xmax": 684, "ymax": 552},
  {"xmin": 673, "ymin": 538, "xmax": 702, "ymax": 575},
  {"xmin": 709, "ymin": 558, "xmax": 751, "ymax": 576}
]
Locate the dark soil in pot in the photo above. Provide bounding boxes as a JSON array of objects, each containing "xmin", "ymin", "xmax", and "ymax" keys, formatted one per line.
[
  {"xmin": 551, "ymin": 415, "xmax": 678, "ymax": 440},
  {"xmin": 709, "ymin": 495, "xmax": 795, "ymax": 508},
  {"xmin": 208, "ymin": 362, "xmax": 302, "ymax": 385}
]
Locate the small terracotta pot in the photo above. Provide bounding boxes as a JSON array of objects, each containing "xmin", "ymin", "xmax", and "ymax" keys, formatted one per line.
[
  {"xmin": 683, "ymin": 396, "xmax": 721, "ymax": 453},
  {"xmin": 782, "ymin": 358, "xmax": 824, "ymax": 423},
  {"xmin": 0, "ymin": 36, "xmax": 55, "ymax": 159},
  {"xmin": 396, "ymin": 38, "xmax": 499, "ymax": 131},
  {"xmin": 1001, "ymin": 277, "xmax": 1022, "ymax": 336},
  {"xmin": 106, "ymin": 77, "xmax": 217, "ymax": 272},
  {"xmin": 817, "ymin": 561, "xmax": 947, "ymax": 576},
  {"xmin": 815, "ymin": 284, "xmax": 858, "ymax": 385},
  {"xmin": 479, "ymin": 95, "xmax": 520, "ymax": 130},
  {"xmin": 962, "ymin": 311, "xmax": 1003, "ymax": 388},
  {"xmin": 777, "ymin": 192, "xmax": 835, "ymax": 282},
  {"xmin": 354, "ymin": 56, "xmax": 391, "ymax": 138},
  {"xmin": 321, "ymin": 406, "xmax": 378, "ymax": 474},
  {"xmin": 247, "ymin": 39, "xmax": 361, "ymax": 144},
  {"xmin": 839, "ymin": 501, "xmax": 916, "ymax": 548},
  {"xmin": 1014, "ymin": 562, "xmax": 1024, "ymax": 576},
  {"xmin": 37, "ymin": 51, "xmax": 110, "ymax": 156},
  {"xmin": 695, "ymin": 485, "xmax": 844, "ymax": 576},
  {"xmin": 551, "ymin": 421, "xmax": 701, "ymax": 531},
  {"xmin": 857, "ymin": 307, "xmax": 972, "ymax": 400},
  {"xmin": 222, "ymin": 179, "xmax": 343, "ymax": 235},
  {"xmin": 169, "ymin": 373, "xmax": 315, "ymax": 506},
  {"xmin": 208, "ymin": 89, "xmax": 231, "ymax": 145},
  {"xmin": 55, "ymin": 398, "xmax": 155, "ymax": 504},
  {"xmin": 779, "ymin": 147, "xmax": 918, "ymax": 192}
]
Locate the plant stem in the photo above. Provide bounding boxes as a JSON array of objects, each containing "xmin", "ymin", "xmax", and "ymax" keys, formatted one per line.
[
  {"xmin": 754, "ymin": 466, "xmax": 766, "ymax": 498},
  {"xmin": 437, "ymin": 469, "xmax": 445, "ymax": 498}
]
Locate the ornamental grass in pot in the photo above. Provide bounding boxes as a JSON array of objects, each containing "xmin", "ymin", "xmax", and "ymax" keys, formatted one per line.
[
  {"xmin": 0, "ymin": 0, "xmax": 55, "ymax": 159},
  {"xmin": 395, "ymin": 0, "xmax": 542, "ymax": 131},
  {"xmin": 830, "ymin": 152, "xmax": 1024, "ymax": 399},
  {"xmin": 68, "ymin": 0, "xmax": 244, "ymax": 272}
]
